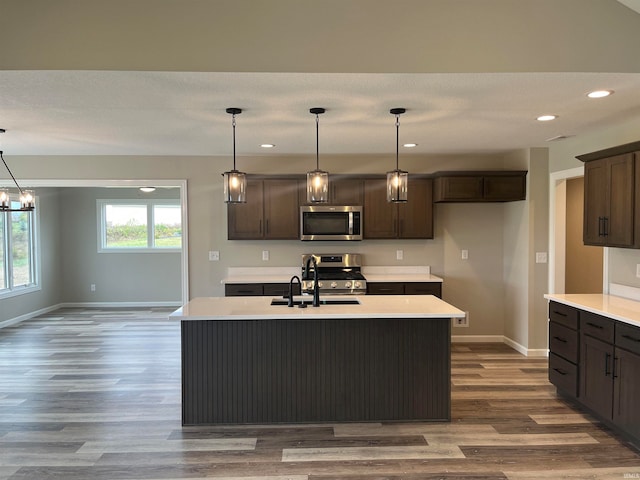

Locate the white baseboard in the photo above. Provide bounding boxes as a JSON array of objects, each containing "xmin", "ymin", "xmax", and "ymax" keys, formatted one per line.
[
  {"xmin": 58, "ymin": 301, "xmax": 182, "ymax": 308},
  {"xmin": 0, "ymin": 303, "xmax": 65, "ymax": 329},
  {"xmin": 0, "ymin": 301, "xmax": 181, "ymax": 329},
  {"xmin": 453, "ymin": 334, "xmax": 549, "ymax": 358}
]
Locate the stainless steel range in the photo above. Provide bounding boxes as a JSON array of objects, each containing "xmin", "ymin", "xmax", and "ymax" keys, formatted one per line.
[{"xmin": 301, "ymin": 253, "xmax": 367, "ymax": 295}]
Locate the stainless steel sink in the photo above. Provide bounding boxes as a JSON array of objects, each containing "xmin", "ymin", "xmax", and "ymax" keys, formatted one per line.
[{"xmin": 270, "ymin": 298, "xmax": 360, "ymax": 306}]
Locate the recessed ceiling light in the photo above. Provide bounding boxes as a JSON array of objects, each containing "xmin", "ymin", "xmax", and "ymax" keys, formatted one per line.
[
  {"xmin": 403, "ymin": 143, "xmax": 418, "ymax": 148},
  {"xmin": 587, "ymin": 90, "xmax": 614, "ymax": 98},
  {"xmin": 139, "ymin": 187, "xmax": 156, "ymax": 193},
  {"xmin": 537, "ymin": 115, "xmax": 558, "ymax": 122},
  {"xmin": 260, "ymin": 143, "xmax": 275, "ymax": 148}
]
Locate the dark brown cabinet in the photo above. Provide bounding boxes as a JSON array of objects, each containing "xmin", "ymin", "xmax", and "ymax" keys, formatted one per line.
[
  {"xmin": 367, "ymin": 282, "xmax": 441, "ymax": 298},
  {"xmin": 363, "ymin": 177, "xmax": 434, "ymax": 239},
  {"xmin": 582, "ymin": 153, "xmax": 637, "ymax": 247},
  {"xmin": 228, "ymin": 177, "xmax": 300, "ymax": 240},
  {"xmin": 433, "ymin": 171, "xmax": 527, "ymax": 203},
  {"xmin": 548, "ymin": 301, "xmax": 579, "ymax": 398},
  {"xmin": 225, "ymin": 283, "xmax": 300, "ymax": 297},
  {"xmin": 299, "ymin": 176, "xmax": 364, "ymax": 206},
  {"xmin": 549, "ymin": 299, "xmax": 640, "ymax": 446}
]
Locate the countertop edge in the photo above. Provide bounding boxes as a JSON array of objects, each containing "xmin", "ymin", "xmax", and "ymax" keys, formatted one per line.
[{"xmin": 544, "ymin": 294, "xmax": 640, "ymax": 327}]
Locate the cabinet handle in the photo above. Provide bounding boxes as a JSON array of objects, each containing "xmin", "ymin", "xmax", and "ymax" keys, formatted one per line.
[
  {"xmin": 621, "ymin": 334, "xmax": 640, "ymax": 343},
  {"xmin": 553, "ymin": 336, "xmax": 567, "ymax": 343},
  {"xmin": 605, "ymin": 353, "xmax": 611, "ymax": 376},
  {"xmin": 266, "ymin": 219, "xmax": 270, "ymax": 234},
  {"xmin": 613, "ymin": 356, "xmax": 619, "ymax": 379},
  {"xmin": 603, "ymin": 217, "xmax": 609, "ymax": 237},
  {"xmin": 586, "ymin": 322, "xmax": 604, "ymax": 330},
  {"xmin": 552, "ymin": 310, "xmax": 567, "ymax": 317},
  {"xmin": 598, "ymin": 216, "xmax": 604, "ymax": 237},
  {"xmin": 553, "ymin": 367, "xmax": 567, "ymax": 376},
  {"xmin": 259, "ymin": 220, "xmax": 263, "ymax": 234}
]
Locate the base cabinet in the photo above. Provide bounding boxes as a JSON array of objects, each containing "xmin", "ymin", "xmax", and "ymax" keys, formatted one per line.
[{"xmin": 548, "ymin": 300, "xmax": 640, "ymax": 447}]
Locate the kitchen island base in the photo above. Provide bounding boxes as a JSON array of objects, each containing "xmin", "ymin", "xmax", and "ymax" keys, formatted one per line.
[{"xmin": 181, "ymin": 317, "xmax": 451, "ymax": 425}]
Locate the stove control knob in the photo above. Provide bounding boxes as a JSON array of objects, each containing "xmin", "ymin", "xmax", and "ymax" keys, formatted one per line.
[
  {"xmin": 330, "ymin": 282, "xmax": 338, "ymax": 288},
  {"xmin": 317, "ymin": 281, "xmax": 324, "ymax": 288},
  {"xmin": 354, "ymin": 281, "xmax": 362, "ymax": 289},
  {"xmin": 345, "ymin": 281, "xmax": 352, "ymax": 288}
]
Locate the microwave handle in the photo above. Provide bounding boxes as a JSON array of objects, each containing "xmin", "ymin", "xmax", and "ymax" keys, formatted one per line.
[{"xmin": 348, "ymin": 212, "xmax": 353, "ymax": 235}]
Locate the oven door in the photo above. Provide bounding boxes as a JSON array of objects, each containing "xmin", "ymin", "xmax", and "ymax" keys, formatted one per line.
[{"xmin": 300, "ymin": 206, "xmax": 362, "ymax": 241}]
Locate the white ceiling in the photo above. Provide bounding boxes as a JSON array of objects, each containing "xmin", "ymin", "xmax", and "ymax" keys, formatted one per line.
[{"xmin": 2, "ymin": 70, "xmax": 640, "ymax": 157}]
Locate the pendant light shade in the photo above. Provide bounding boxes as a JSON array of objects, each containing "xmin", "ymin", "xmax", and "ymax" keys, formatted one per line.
[
  {"xmin": 307, "ymin": 107, "xmax": 329, "ymax": 203},
  {"xmin": 387, "ymin": 108, "xmax": 408, "ymax": 203},
  {"xmin": 223, "ymin": 108, "xmax": 247, "ymax": 204},
  {"xmin": 0, "ymin": 128, "xmax": 35, "ymax": 212}
]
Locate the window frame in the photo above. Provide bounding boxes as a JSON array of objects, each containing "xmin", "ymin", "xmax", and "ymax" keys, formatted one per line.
[
  {"xmin": 97, "ymin": 199, "xmax": 182, "ymax": 253},
  {"xmin": 0, "ymin": 194, "xmax": 41, "ymax": 300}
]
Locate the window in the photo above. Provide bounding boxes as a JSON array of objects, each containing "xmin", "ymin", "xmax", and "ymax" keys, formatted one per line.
[
  {"xmin": 97, "ymin": 199, "xmax": 182, "ymax": 252},
  {"xmin": 1, "ymin": 197, "xmax": 39, "ymax": 299}
]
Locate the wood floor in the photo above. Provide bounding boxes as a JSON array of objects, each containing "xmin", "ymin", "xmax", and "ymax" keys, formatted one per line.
[{"xmin": 1, "ymin": 308, "xmax": 640, "ymax": 479}]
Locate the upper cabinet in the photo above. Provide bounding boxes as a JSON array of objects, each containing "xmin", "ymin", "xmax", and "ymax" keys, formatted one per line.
[
  {"xmin": 363, "ymin": 177, "xmax": 434, "ymax": 239},
  {"xmin": 228, "ymin": 177, "xmax": 300, "ymax": 240},
  {"xmin": 433, "ymin": 171, "xmax": 527, "ymax": 203},
  {"xmin": 577, "ymin": 141, "xmax": 640, "ymax": 249},
  {"xmin": 299, "ymin": 176, "xmax": 364, "ymax": 206}
]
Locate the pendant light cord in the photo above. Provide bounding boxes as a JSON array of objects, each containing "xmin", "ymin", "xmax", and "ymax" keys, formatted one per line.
[
  {"xmin": 395, "ymin": 114, "xmax": 400, "ymax": 170},
  {"xmin": 315, "ymin": 113, "xmax": 320, "ymax": 170},
  {"xmin": 1, "ymin": 151, "xmax": 25, "ymax": 195},
  {"xmin": 232, "ymin": 113, "xmax": 237, "ymax": 170}
]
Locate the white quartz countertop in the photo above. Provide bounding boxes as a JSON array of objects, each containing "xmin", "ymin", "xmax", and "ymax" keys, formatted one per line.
[
  {"xmin": 222, "ymin": 266, "xmax": 442, "ymax": 284},
  {"xmin": 544, "ymin": 293, "xmax": 640, "ymax": 328},
  {"xmin": 170, "ymin": 295, "xmax": 465, "ymax": 321}
]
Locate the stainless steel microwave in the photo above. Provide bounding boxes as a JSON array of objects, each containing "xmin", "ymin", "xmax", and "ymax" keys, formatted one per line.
[{"xmin": 300, "ymin": 205, "xmax": 363, "ymax": 241}]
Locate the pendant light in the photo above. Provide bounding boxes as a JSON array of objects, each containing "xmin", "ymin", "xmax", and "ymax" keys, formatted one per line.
[
  {"xmin": 307, "ymin": 107, "xmax": 329, "ymax": 203},
  {"xmin": 222, "ymin": 108, "xmax": 247, "ymax": 203},
  {"xmin": 387, "ymin": 108, "xmax": 408, "ymax": 203},
  {"xmin": 0, "ymin": 128, "xmax": 35, "ymax": 212}
]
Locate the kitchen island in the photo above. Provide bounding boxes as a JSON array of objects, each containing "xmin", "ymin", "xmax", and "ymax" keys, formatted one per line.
[{"xmin": 170, "ymin": 295, "xmax": 465, "ymax": 425}]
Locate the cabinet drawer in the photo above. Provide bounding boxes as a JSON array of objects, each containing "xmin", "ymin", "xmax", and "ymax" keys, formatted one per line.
[
  {"xmin": 263, "ymin": 283, "xmax": 300, "ymax": 297},
  {"xmin": 549, "ymin": 321, "xmax": 579, "ymax": 363},
  {"xmin": 367, "ymin": 282, "xmax": 405, "ymax": 295},
  {"xmin": 225, "ymin": 284, "xmax": 264, "ymax": 297},
  {"xmin": 548, "ymin": 302, "xmax": 578, "ymax": 330},
  {"xmin": 404, "ymin": 282, "xmax": 442, "ymax": 298},
  {"xmin": 581, "ymin": 311, "xmax": 615, "ymax": 343},
  {"xmin": 549, "ymin": 352, "xmax": 578, "ymax": 398},
  {"xmin": 616, "ymin": 322, "xmax": 640, "ymax": 356}
]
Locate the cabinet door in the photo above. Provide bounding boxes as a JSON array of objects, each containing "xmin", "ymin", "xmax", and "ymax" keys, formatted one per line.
[
  {"xmin": 364, "ymin": 178, "xmax": 398, "ymax": 238},
  {"xmin": 434, "ymin": 176, "xmax": 483, "ymax": 202},
  {"xmin": 227, "ymin": 179, "xmax": 264, "ymax": 239},
  {"xmin": 398, "ymin": 178, "xmax": 434, "ymax": 239},
  {"xmin": 613, "ymin": 347, "xmax": 640, "ymax": 440},
  {"xmin": 367, "ymin": 282, "xmax": 405, "ymax": 295},
  {"xmin": 331, "ymin": 178, "xmax": 364, "ymax": 205},
  {"xmin": 583, "ymin": 160, "xmax": 608, "ymax": 246},
  {"xmin": 483, "ymin": 174, "xmax": 526, "ymax": 201},
  {"xmin": 580, "ymin": 334, "xmax": 614, "ymax": 419},
  {"xmin": 404, "ymin": 282, "xmax": 441, "ymax": 298},
  {"xmin": 606, "ymin": 153, "xmax": 634, "ymax": 246},
  {"xmin": 264, "ymin": 179, "xmax": 300, "ymax": 239}
]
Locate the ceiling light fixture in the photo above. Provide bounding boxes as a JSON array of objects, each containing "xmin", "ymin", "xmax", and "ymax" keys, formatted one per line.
[
  {"xmin": 387, "ymin": 108, "xmax": 408, "ymax": 203},
  {"xmin": 587, "ymin": 90, "xmax": 614, "ymax": 98},
  {"xmin": 0, "ymin": 129, "xmax": 35, "ymax": 212},
  {"xmin": 222, "ymin": 107, "xmax": 247, "ymax": 204},
  {"xmin": 536, "ymin": 115, "xmax": 558, "ymax": 122},
  {"xmin": 260, "ymin": 143, "xmax": 275, "ymax": 148},
  {"xmin": 403, "ymin": 143, "xmax": 418, "ymax": 148},
  {"xmin": 139, "ymin": 187, "xmax": 156, "ymax": 193},
  {"xmin": 307, "ymin": 107, "xmax": 329, "ymax": 203}
]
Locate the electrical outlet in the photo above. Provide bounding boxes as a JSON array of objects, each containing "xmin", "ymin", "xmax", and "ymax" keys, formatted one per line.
[
  {"xmin": 454, "ymin": 312, "xmax": 469, "ymax": 328},
  {"xmin": 461, "ymin": 249, "xmax": 468, "ymax": 260},
  {"xmin": 90, "ymin": 284, "xmax": 96, "ymax": 292},
  {"xmin": 396, "ymin": 249, "xmax": 403, "ymax": 260},
  {"xmin": 535, "ymin": 252, "xmax": 548, "ymax": 264},
  {"xmin": 209, "ymin": 250, "xmax": 220, "ymax": 261},
  {"xmin": 637, "ymin": 264, "xmax": 640, "ymax": 278},
  {"xmin": 262, "ymin": 250, "xmax": 269, "ymax": 261}
]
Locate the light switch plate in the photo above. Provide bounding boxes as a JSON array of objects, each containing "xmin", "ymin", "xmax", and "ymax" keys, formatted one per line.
[
  {"xmin": 535, "ymin": 252, "xmax": 548, "ymax": 264},
  {"xmin": 461, "ymin": 249, "xmax": 468, "ymax": 260},
  {"xmin": 209, "ymin": 250, "xmax": 220, "ymax": 261},
  {"xmin": 262, "ymin": 250, "xmax": 270, "ymax": 261},
  {"xmin": 396, "ymin": 249, "xmax": 403, "ymax": 260}
]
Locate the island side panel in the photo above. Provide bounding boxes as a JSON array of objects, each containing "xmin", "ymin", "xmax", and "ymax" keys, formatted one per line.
[{"xmin": 181, "ymin": 317, "xmax": 451, "ymax": 425}]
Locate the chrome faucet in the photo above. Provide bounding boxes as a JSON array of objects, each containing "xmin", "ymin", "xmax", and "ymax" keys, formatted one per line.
[
  {"xmin": 287, "ymin": 275, "xmax": 301, "ymax": 307},
  {"xmin": 304, "ymin": 256, "xmax": 320, "ymax": 307}
]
